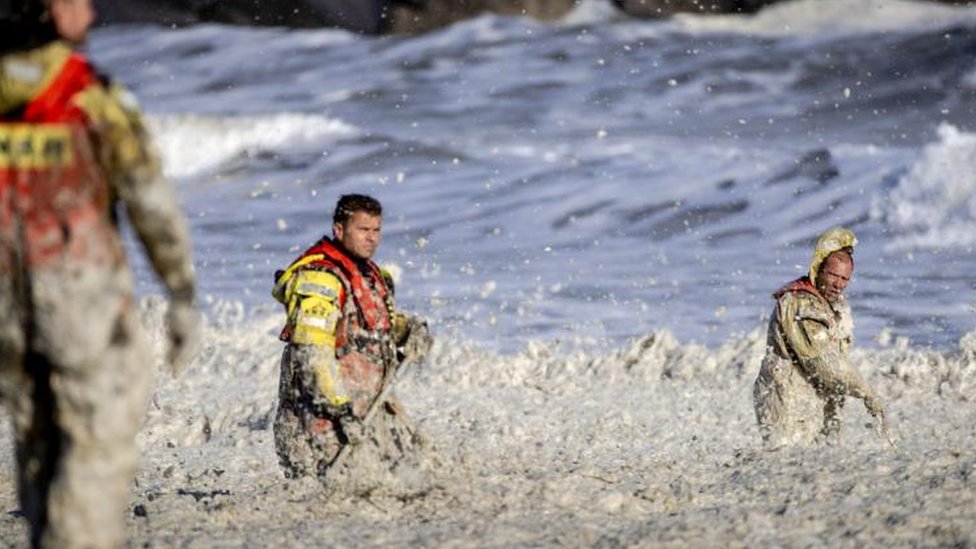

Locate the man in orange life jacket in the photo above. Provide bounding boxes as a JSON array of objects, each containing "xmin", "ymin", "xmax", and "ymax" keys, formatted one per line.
[
  {"xmin": 753, "ymin": 228, "xmax": 888, "ymax": 448},
  {"xmin": 0, "ymin": 1, "xmax": 199, "ymax": 547},
  {"xmin": 272, "ymin": 193, "xmax": 432, "ymax": 482}
]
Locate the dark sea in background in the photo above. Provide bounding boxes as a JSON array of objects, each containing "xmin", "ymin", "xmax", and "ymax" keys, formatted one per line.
[{"xmin": 92, "ymin": 0, "xmax": 976, "ymax": 352}]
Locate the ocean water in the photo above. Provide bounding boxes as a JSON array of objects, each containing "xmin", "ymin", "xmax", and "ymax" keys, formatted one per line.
[
  {"xmin": 1, "ymin": 0, "xmax": 975, "ymax": 546},
  {"xmin": 90, "ymin": 0, "xmax": 975, "ymax": 352}
]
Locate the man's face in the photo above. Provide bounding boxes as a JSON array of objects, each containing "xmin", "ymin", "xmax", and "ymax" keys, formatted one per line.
[
  {"xmin": 816, "ymin": 253, "xmax": 853, "ymax": 303},
  {"xmin": 51, "ymin": 0, "xmax": 95, "ymax": 44},
  {"xmin": 333, "ymin": 211, "xmax": 381, "ymax": 260}
]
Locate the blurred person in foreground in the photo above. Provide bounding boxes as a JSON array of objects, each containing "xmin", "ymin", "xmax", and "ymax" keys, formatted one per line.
[
  {"xmin": 272, "ymin": 193, "xmax": 432, "ymax": 485},
  {"xmin": 0, "ymin": 0, "xmax": 199, "ymax": 547},
  {"xmin": 753, "ymin": 227, "xmax": 891, "ymax": 449}
]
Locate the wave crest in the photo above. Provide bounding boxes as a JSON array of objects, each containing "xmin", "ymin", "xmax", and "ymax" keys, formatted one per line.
[
  {"xmin": 147, "ymin": 113, "xmax": 356, "ymax": 179},
  {"xmin": 876, "ymin": 123, "xmax": 976, "ymax": 251}
]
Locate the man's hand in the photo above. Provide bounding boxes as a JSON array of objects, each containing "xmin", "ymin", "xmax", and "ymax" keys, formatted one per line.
[
  {"xmin": 400, "ymin": 316, "xmax": 433, "ymax": 364},
  {"xmin": 864, "ymin": 394, "xmax": 897, "ymax": 449},
  {"xmin": 317, "ymin": 401, "xmax": 365, "ymax": 446},
  {"xmin": 337, "ymin": 414, "xmax": 367, "ymax": 446},
  {"xmin": 863, "ymin": 394, "xmax": 884, "ymax": 418},
  {"xmin": 166, "ymin": 298, "xmax": 201, "ymax": 378}
]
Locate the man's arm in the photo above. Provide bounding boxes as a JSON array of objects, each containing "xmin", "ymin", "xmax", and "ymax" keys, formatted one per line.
[
  {"xmin": 285, "ymin": 269, "xmax": 352, "ymax": 412},
  {"xmin": 780, "ymin": 294, "xmax": 894, "ymax": 447},
  {"xmin": 382, "ymin": 266, "xmax": 433, "ymax": 365},
  {"xmin": 76, "ymin": 80, "xmax": 199, "ymax": 372},
  {"xmin": 779, "ymin": 294, "xmax": 882, "ymax": 412},
  {"xmin": 78, "ymin": 81, "xmax": 195, "ymax": 298}
]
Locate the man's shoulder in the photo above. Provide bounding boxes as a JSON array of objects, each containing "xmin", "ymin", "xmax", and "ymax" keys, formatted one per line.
[
  {"xmin": 1, "ymin": 42, "xmax": 73, "ymax": 112},
  {"xmin": 73, "ymin": 71, "xmax": 141, "ymax": 121},
  {"xmin": 300, "ymin": 258, "xmax": 352, "ymax": 281},
  {"xmin": 778, "ymin": 289, "xmax": 832, "ymax": 320},
  {"xmin": 290, "ymin": 267, "xmax": 345, "ymax": 300},
  {"xmin": 777, "ymin": 289, "xmax": 821, "ymax": 303},
  {"xmin": 294, "ymin": 263, "xmax": 344, "ymax": 281}
]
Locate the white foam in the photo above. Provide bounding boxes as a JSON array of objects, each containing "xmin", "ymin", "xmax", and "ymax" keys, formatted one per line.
[
  {"xmin": 136, "ymin": 298, "xmax": 976, "ymax": 449},
  {"xmin": 147, "ymin": 113, "xmax": 357, "ymax": 179},
  {"xmin": 878, "ymin": 123, "xmax": 976, "ymax": 251},
  {"xmin": 560, "ymin": 0, "xmax": 626, "ymax": 26},
  {"xmin": 4, "ymin": 299, "xmax": 975, "ymax": 544},
  {"xmin": 673, "ymin": 0, "xmax": 976, "ymax": 38}
]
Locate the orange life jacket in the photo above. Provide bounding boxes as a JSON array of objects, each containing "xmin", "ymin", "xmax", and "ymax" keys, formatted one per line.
[
  {"xmin": 278, "ymin": 237, "xmax": 398, "ymax": 416},
  {"xmin": 0, "ymin": 52, "xmax": 120, "ymax": 273},
  {"xmin": 773, "ymin": 276, "xmax": 825, "ymax": 302},
  {"xmin": 278, "ymin": 236, "xmax": 394, "ymax": 344},
  {"xmin": 773, "ymin": 276, "xmax": 829, "ymax": 324}
]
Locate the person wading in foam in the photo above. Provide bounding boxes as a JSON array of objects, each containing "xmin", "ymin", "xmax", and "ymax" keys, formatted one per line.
[
  {"xmin": 753, "ymin": 227, "xmax": 892, "ymax": 449},
  {"xmin": 272, "ymin": 193, "xmax": 432, "ymax": 484}
]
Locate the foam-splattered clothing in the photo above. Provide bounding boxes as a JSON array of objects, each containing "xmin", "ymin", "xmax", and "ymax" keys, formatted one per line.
[
  {"xmin": 272, "ymin": 237, "xmax": 423, "ymax": 481},
  {"xmin": 753, "ymin": 277, "xmax": 880, "ymax": 447},
  {"xmin": 0, "ymin": 41, "xmax": 195, "ymax": 548}
]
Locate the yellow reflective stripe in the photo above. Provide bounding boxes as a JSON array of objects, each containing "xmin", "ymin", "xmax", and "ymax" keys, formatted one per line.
[
  {"xmin": 292, "ymin": 269, "xmax": 343, "ymax": 299},
  {"xmin": 298, "ymin": 316, "xmax": 331, "ymax": 330},
  {"xmin": 292, "ymin": 324, "xmax": 336, "ymax": 347},
  {"xmin": 0, "ymin": 124, "xmax": 73, "ymax": 169},
  {"xmin": 312, "ymin": 359, "xmax": 350, "ymax": 407},
  {"xmin": 292, "ymin": 309, "xmax": 337, "ymax": 347},
  {"xmin": 280, "ymin": 266, "xmax": 342, "ymax": 315},
  {"xmin": 296, "ymin": 281, "xmax": 338, "ymax": 299},
  {"xmin": 275, "ymin": 254, "xmax": 325, "ymax": 288},
  {"xmin": 291, "ymin": 290, "xmax": 340, "ymax": 346},
  {"xmin": 273, "ymin": 254, "xmax": 330, "ymax": 304},
  {"xmin": 286, "ymin": 270, "xmax": 343, "ymax": 311}
]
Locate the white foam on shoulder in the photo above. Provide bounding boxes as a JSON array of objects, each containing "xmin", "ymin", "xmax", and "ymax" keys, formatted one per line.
[
  {"xmin": 146, "ymin": 113, "xmax": 357, "ymax": 179},
  {"xmin": 877, "ymin": 123, "xmax": 976, "ymax": 251},
  {"xmin": 673, "ymin": 0, "xmax": 976, "ymax": 38}
]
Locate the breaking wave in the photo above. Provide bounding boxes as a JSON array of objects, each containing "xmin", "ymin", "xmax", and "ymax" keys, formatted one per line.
[
  {"xmin": 148, "ymin": 113, "xmax": 357, "ymax": 179},
  {"xmin": 673, "ymin": 0, "xmax": 976, "ymax": 38},
  {"xmin": 875, "ymin": 123, "xmax": 976, "ymax": 251}
]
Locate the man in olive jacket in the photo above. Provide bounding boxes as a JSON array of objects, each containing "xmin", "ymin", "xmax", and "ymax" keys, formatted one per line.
[{"xmin": 753, "ymin": 227, "xmax": 888, "ymax": 448}]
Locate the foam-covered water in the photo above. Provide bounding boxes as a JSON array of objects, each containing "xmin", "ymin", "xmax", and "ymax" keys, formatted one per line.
[{"xmin": 2, "ymin": 0, "xmax": 975, "ymax": 545}]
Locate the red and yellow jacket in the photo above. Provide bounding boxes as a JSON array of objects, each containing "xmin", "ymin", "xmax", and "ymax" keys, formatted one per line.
[
  {"xmin": 0, "ymin": 40, "xmax": 194, "ymax": 293},
  {"xmin": 0, "ymin": 41, "xmax": 196, "ymax": 364},
  {"xmin": 273, "ymin": 237, "xmax": 406, "ymax": 416},
  {"xmin": 1, "ymin": 43, "xmax": 120, "ymax": 272}
]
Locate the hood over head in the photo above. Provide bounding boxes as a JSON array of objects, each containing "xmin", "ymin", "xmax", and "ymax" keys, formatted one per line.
[{"xmin": 809, "ymin": 227, "xmax": 857, "ymax": 285}]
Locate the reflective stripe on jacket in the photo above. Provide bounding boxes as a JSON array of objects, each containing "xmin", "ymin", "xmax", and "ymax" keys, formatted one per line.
[
  {"xmin": 1, "ymin": 45, "xmax": 122, "ymax": 274},
  {"xmin": 273, "ymin": 236, "xmax": 397, "ymax": 416}
]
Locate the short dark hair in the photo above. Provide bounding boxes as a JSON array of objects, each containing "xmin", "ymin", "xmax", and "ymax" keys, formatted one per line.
[
  {"xmin": 1, "ymin": 0, "xmax": 58, "ymax": 53},
  {"xmin": 333, "ymin": 194, "xmax": 382, "ymax": 226}
]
